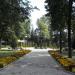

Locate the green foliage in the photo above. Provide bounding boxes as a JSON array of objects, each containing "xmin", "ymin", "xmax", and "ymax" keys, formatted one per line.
[
  {"xmin": 9, "ymin": 35, "xmax": 18, "ymax": 49},
  {"xmin": 45, "ymin": 0, "xmax": 68, "ymax": 46},
  {"xmin": 0, "ymin": 0, "xmax": 32, "ymax": 48},
  {"xmin": 45, "ymin": 0, "xmax": 67, "ymax": 31},
  {"xmin": 19, "ymin": 19, "xmax": 30, "ymax": 39},
  {"xmin": 37, "ymin": 16, "xmax": 50, "ymax": 39}
]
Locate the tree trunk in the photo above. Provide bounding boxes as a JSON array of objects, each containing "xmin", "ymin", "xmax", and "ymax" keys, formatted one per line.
[
  {"xmin": 0, "ymin": 39, "xmax": 1, "ymax": 49},
  {"xmin": 68, "ymin": 0, "xmax": 73, "ymax": 58},
  {"xmin": 59, "ymin": 31, "xmax": 62, "ymax": 53}
]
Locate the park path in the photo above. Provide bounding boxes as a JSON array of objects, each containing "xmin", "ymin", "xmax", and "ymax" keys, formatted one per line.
[{"xmin": 0, "ymin": 48, "xmax": 74, "ymax": 75}]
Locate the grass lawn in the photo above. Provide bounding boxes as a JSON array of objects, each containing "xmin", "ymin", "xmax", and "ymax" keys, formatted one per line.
[{"xmin": 0, "ymin": 50, "xmax": 15, "ymax": 57}]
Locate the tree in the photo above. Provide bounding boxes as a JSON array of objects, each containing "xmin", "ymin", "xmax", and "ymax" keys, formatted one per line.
[
  {"xmin": 45, "ymin": 0, "xmax": 75, "ymax": 58},
  {"xmin": 18, "ymin": 19, "xmax": 31, "ymax": 39},
  {"xmin": 37, "ymin": 16, "xmax": 50, "ymax": 47},
  {"xmin": 37, "ymin": 16, "xmax": 50, "ymax": 39},
  {"xmin": 45, "ymin": 0, "xmax": 67, "ymax": 53},
  {"xmin": 0, "ymin": 0, "xmax": 32, "ymax": 48}
]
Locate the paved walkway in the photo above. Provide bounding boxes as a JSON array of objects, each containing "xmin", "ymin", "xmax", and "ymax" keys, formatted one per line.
[{"xmin": 0, "ymin": 48, "xmax": 74, "ymax": 75}]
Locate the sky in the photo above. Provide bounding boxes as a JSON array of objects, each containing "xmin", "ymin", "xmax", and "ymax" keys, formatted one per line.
[{"xmin": 29, "ymin": 0, "xmax": 46, "ymax": 30}]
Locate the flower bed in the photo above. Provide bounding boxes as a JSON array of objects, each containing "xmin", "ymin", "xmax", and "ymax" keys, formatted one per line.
[
  {"xmin": 0, "ymin": 50, "xmax": 31, "ymax": 68},
  {"xmin": 0, "ymin": 56, "xmax": 17, "ymax": 68},
  {"xmin": 48, "ymin": 50, "xmax": 75, "ymax": 72},
  {"xmin": 13, "ymin": 50, "xmax": 31, "ymax": 57}
]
